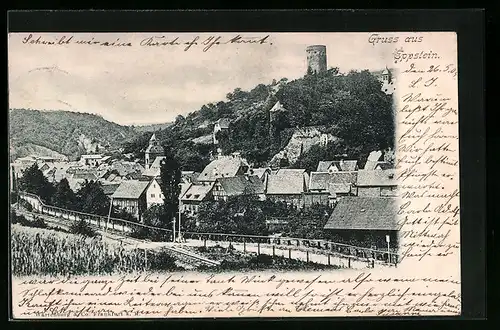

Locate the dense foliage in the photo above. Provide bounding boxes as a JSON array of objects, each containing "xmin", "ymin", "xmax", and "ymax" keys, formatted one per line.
[
  {"xmin": 197, "ymin": 195, "xmax": 269, "ymax": 236},
  {"xmin": 9, "ymin": 109, "xmax": 138, "ymax": 160},
  {"xmin": 17, "ymin": 164, "xmax": 55, "ymax": 202},
  {"xmin": 124, "ymin": 69, "xmax": 394, "ymax": 169},
  {"xmin": 159, "ymin": 146, "xmax": 182, "ymax": 227}
]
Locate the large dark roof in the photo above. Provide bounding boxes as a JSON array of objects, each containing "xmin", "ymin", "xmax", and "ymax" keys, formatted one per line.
[
  {"xmin": 216, "ymin": 175, "xmax": 265, "ymax": 196},
  {"xmin": 324, "ymin": 197, "xmax": 398, "ymax": 231},
  {"xmin": 112, "ymin": 180, "xmax": 149, "ymax": 199}
]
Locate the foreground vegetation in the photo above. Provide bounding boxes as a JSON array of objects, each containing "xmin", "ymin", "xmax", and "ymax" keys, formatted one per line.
[
  {"xmin": 195, "ymin": 245, "xmax": 338, "ymax": 272},
  {"xmin": 11, "ymin": 224, "xmax": 181, "ymax": 277}
]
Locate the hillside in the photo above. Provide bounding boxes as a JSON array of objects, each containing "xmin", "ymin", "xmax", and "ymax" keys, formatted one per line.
[
  {"xmin": 131, "ymin": 122, "xmax": 173, "ymax": 133},
  {"xmin": 124, "ymin": 68, "xmax": 395, "ymax": 171},
  {"xmin": 9, "ymin": 109, "xmax": 139, "ymax": 161}
]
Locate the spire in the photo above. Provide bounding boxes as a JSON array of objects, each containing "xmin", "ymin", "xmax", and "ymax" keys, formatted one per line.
[{"xmin": 150, "ymin": 133, "xmax": 157, "ymax": 143}]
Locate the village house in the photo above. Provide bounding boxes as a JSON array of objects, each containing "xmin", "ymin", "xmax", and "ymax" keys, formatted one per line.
[
  {"xmin": 79, "ymin": 154, "xmax": 103, "ymax": 167},
  {"xmin": 305, "ymin": 171, "xmax": 357, "ymax": 207},
  {"xmin": 36, "ymin": 155, "xmax": 66, "ymax": 163},
  {"xmin": 144, "ymin": 177, "xmax": 164, "ymax": 209},
  {"xmin": 180, "ymin": 182, "xmax": 215, "ymax": 215},
  {"xmin": 15, "ymin": 156, "xmax": 37, "ymax": 166},
  {"xmin": 355, "ymin": 169, "xmax": 398, "ymax": 197},
  {"xmin": 316, "ymin": 160, "xmax": 359, "ymax": 172},
  {"xmin": 197, "ymin": 154, "xmax": 249, "ymax": 183},
  {"xmin": 265, "ymin": 169, "xmax": 309, "ymax": 208},
  {"xmin": 213, "ymin": 175, "xmax": 266, "ymax": 202},
  {"xmin": 111, "ymin": 180, "xmax": 150, "ymax": 222},
  {"xmin": 145, "ymin": 133, "xmax": 165, "ymax": 169},
  {"xmin": 324, "ymin": 196, "xmax": 398, "ymax": 250},
  {"xmin": 309, "ymin": 171, "xmax": 358, "ymax": 196}
]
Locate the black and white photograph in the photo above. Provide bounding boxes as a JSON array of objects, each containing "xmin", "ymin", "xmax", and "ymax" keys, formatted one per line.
[{"xmin": 8, "ymin": 30, "xmax": 461, "ymax": 318}]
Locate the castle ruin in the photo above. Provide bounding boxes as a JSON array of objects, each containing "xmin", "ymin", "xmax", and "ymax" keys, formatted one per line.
[{"xmin": 306, "ymin": 45, "xmax": 327, "ymax": 74}]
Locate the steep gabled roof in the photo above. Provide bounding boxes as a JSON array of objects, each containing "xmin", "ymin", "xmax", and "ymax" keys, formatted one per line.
[
  {"xmin": 266, "ymin": 169, "xmax": 308, "ymax": 195},
  {"xmin": 111, "ymin": 180, "xmax": 150, "ymax": 200},
  {"xmin": 324, "ymin": 197, "xmax": 398, "ymax": 230},
  {"xmin": 216, "ymin": 175, "xmax": 265, "ymax": 196},
  {"xmin": 198, "ymin": 156, "xmax": 248, "ymax": 182},
  {"xmin": 181, "ymin": 182, "xmax": 215, "ymax": 202}
]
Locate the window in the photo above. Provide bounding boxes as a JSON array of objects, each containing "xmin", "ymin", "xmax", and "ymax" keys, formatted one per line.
[{"xmin": 151, "ymin": 194, "xmax": 155, "ymax": 198}]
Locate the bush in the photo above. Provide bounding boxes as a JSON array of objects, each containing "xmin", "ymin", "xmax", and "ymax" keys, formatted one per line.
[
  {"xmin": 18, "ymin": 199, "xmax": 33, "ymax": 212},
  {"xmin": 70, "ymin": 219, "xmax": 98, "ymax": 238},
  {"xmin": 147, "ymin": 250, "xmax": 179, "ymax": 271},
  {"xmin": 11, "ymin": 210, "xmax": 47, "ymax": 229},
  {"xmin": 129, "ymin": 227, "xmax": 170, "ymax": 242}
]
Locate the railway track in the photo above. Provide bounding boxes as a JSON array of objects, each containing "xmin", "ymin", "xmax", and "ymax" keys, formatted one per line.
[{"xmin": 164, "ymin": 245, "xmax": 220, "ymax": 268}]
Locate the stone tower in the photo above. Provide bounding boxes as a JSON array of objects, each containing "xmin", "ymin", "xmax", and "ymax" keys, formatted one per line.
[{"xmin": 306, "ymin": 45, "xmax": 327, "ymax": 74}]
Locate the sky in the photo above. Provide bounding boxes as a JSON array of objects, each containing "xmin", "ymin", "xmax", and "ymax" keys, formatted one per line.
[{"xmin": 8, "ymin": 32, "xmax": 396, "ymax": 125}]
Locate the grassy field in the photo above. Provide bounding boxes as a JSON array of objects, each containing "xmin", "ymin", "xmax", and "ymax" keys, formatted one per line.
[{"xmin": 10, "ymin": 224, "xmax": 180, "ymax": 276}]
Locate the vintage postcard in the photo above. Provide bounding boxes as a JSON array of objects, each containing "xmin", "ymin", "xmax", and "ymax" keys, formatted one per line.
[{"xmin": 8, "ymin": 31, "xmax": 460, "ymax": 318}]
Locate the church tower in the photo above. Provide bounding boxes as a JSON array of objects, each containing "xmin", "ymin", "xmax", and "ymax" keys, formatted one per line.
[
  {"xmin": 306, "ymin": 45, "xmax": 327, "ymax": 74},
  {"xmin": 145, "ymin": 133, "xmax": 164, "ymax": 169}
]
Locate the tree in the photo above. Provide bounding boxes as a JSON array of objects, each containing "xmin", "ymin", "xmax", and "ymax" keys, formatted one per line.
[
  {"xmin": 175, "ymin": 115, "xmax": 186, "ymax": 126},
  {"xmin": 159, "ymin": 146, "xmax": 182, "ymax": 228},
  {"xmin": 75, "ymin": 180, "xmax": 110, "ymax": 216},
  {"xmin": 197, "ymin": 195, "xmax": 268, "ymax": 236},
  {"xmin": 52, "ymin": 178, "xmax": 77, "ymax": 210},
  {"xmin": 284, "ymin": 204, "xmax": 333, "ymax": 239},
  {"xmin": 142, "ymin": 204, "xmax": 165, "ymax": 227},
  {"xmin": 135, "ymin": 204, "xmax": 168, "ymax": 241},
  {"xmin": 17, "ymin": 163, "xmax": 55, "ymax": 202}
]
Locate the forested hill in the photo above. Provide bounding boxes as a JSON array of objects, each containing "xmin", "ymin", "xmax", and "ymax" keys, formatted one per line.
[
  {"xmin": 9, "ymin": 109, "xmax": 139, "ymax": 161},
  {"xmin": 123, "ymin": 68, "xmax": 395, "ymax": 172}
]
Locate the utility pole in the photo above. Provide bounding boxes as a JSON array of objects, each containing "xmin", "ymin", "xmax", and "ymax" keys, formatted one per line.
[
  {"xmin": 172, "ymin": 218, "xmax": 176, "ymax": 243},
  {"xmin": 178, "ymin": 183, "xmax": 182, "ymax": 243},
  {"xmin": 106, "ymin": 197, "xmax": 113, "ymax": 234}
]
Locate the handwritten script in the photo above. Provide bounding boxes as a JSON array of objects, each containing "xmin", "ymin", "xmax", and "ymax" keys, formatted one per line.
[
  {"xmin": 20, "ymin": 34, "xmax": 272, "ymax": 52},
  {"xmin": 13, "ymin": 272, "xmax": 461, "ymax": 318}
]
